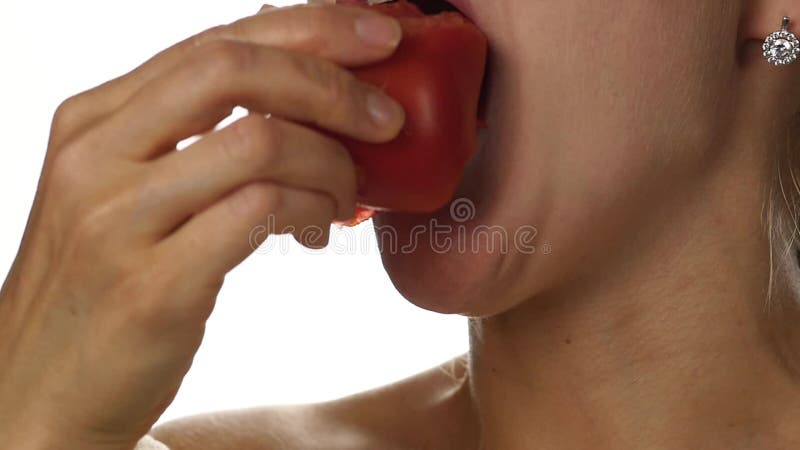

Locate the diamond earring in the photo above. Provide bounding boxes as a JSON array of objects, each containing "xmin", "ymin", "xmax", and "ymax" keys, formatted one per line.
[{"xmin": 763, "ymin": 16, "xmax": 799, "ymax": 66}]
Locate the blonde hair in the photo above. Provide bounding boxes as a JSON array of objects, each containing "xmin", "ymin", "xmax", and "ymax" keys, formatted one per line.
[{"xmin": 766, "ymin": 110, "xmax": 800, "ymax": 309}]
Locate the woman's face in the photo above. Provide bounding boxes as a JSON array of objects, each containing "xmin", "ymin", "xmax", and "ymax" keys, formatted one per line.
[{"xmin": 374, "ymin": 0, "xmax": 743, "ymax": 315}]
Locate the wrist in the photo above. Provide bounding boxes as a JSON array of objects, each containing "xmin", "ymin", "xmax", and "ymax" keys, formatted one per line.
[{"xmin": 4, "ymin": 425, "xmax": 138, "ymax": 450}]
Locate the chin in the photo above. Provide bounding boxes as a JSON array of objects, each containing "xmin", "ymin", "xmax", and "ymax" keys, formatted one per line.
[
  {"xmin": 372, "ymin": 208, "xmax": 505, "ymax": 315},
  {"xmin": 371, "ymin": 14, "xmax": 552, "ymax": 317},
  {"xmin": 371, "ymin": 132, "xmax": 539, "ymax": 317}
]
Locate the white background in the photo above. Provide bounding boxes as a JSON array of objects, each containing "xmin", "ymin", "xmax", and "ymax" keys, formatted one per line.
[{"xmin": 1, "ymin": 0, "xmax": 467, "ymax": 423}]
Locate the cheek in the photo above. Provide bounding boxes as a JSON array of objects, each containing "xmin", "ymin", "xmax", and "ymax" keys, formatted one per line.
[
  {"xmin": 375, "ymin": 1, "xmax": 741, "ymax": 317},
  {"xmin": 497, "ymin": 1, "xmax": 734, "ymax": 143},
  {"xmin": 480, "ymin": 0, "xmax": 738, "ymax": 207},
  {"xmin": 463, "ymin": 1, "xmax": 738, "ymax": 312}
]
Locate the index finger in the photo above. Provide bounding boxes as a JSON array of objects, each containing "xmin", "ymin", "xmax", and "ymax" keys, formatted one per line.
[
  {"xmin": 51, "ymin": 4, "xmax": 402, "ymax": 148},
  {"xmin": 123, "ymin": 4, "xmax": 403, "ymax": 100}
]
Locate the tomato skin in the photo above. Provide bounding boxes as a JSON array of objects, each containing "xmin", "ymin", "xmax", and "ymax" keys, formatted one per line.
[{"xmin": 343, "ymin": 0, "xmax": 487, "ymax": 214}]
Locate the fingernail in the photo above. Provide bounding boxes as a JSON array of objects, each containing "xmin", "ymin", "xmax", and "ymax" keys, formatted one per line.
[
  {"xmin": 366, "ymin": 91, "xmax": 404, "ymax": 128},
  {"xmin": 354, "ymin": 14, "xmax": 402, "ymax": 48}
]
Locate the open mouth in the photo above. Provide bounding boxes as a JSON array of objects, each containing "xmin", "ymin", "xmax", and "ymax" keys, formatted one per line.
[
  {"xmin": 405, "ymin": 0, "xmax": 460, "ymax": 14},
  {"xmin": 362, "ymin": 0, "xmax": 461, "ymax": 15}
]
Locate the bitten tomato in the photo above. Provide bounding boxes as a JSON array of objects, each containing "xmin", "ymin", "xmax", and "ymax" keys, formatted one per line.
[{"xmin": 339, "ymin": 0, "xmax": 487, "ymax": 218}]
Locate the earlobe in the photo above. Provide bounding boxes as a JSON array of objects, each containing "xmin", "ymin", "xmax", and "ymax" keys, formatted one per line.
[
  {"xmin": 738, "ymin": 1, "xmax": 800, "ymax": 68},
  {"xmin": 739, "ymin": 1, "xmax": 798, "ymax": 42}
]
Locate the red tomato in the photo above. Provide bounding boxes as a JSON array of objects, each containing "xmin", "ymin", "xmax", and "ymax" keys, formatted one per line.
[{"xmin": 339, "ymin": 0, "xmax": 487, "ymax": 219}]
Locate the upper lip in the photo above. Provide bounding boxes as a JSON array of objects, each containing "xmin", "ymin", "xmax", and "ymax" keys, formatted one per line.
[
  {"xmin": 370, "ymin": 0, "xmax": 476, "ymax": 21},
  {"xmin": 442, "ymin": 0, "xmax": 474, "ymax": 20}
]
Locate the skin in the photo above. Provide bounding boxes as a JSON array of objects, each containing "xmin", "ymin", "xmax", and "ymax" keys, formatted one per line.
[{"xmin": 2, "ymin": 0, "xmax": 800, "ymax": 449}]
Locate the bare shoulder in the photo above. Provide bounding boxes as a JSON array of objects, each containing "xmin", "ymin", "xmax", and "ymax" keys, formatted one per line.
[{"xmin": 150, "ymin": 355, "xmax": 475, "ymax": 450}]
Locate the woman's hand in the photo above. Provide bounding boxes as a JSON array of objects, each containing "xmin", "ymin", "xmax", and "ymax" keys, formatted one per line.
[{"xmin": 0, "ymin": 4, "xmax": 404, "ymax": 449}]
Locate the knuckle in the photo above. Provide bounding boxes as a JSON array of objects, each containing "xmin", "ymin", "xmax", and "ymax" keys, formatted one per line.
[
  {"xmin": 292, "ymin": 55, "xmax": 355, "ymax": 117},
  {"xmin": 198, "ymin": 40, "xmax": 255, "ymax": 81},
  {"xmin": 299, "ymin": 32, "xmax": 329, "ymax": 57},
  {"xmin": 46, "ymin": 142, "xmax": 87, "ymax": 188},
  {"xmin": 222, "ymin": 19, "xmax": 250, "ymax": 42},
  {"xmin": 319, "ymin": 67, "xmax": 355, "ymax": 113},
  {"xmin": 224, "ymin": 115, "xmax": 282, "ymax": 168},
  {"xmin": 323, "ymin": 76, "xmax": 362, "ymax": 125},
  {"xmin": 51, "ymin": 95, "xmax": 87, "ymax": 135},
  {"xmin": 230, "ymin": 182, "xmax": 283, "ymax": 216},
  {"xmin": 297, "ymin": 8, "xmax": 335, "ymax": 53},
  {"xmin": 190, "ymin": 25, "xmax": 231, "ymax": 48},
  {"xmin": 303, "ymin": 6, "xmax": 331, "ymax": 30}
]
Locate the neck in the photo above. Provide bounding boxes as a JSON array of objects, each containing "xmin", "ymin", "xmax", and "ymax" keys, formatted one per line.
[{"xmin": 466, "ymin": 144, "xmax": 800, "ymax": 449}]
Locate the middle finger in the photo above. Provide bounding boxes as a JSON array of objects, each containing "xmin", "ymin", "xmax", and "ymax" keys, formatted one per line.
[
  {"xmin": 100, "ymin": 40, "xmax": 405, "ymax": 160},
  {"xmin": 139, "ymin": 113, "xmax": 358, "ymax": 235}
]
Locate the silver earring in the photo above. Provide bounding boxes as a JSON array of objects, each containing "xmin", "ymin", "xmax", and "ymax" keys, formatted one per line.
[{"xmin": 763, "ymin": 16, "xmax": 799, "ymax": 66}]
